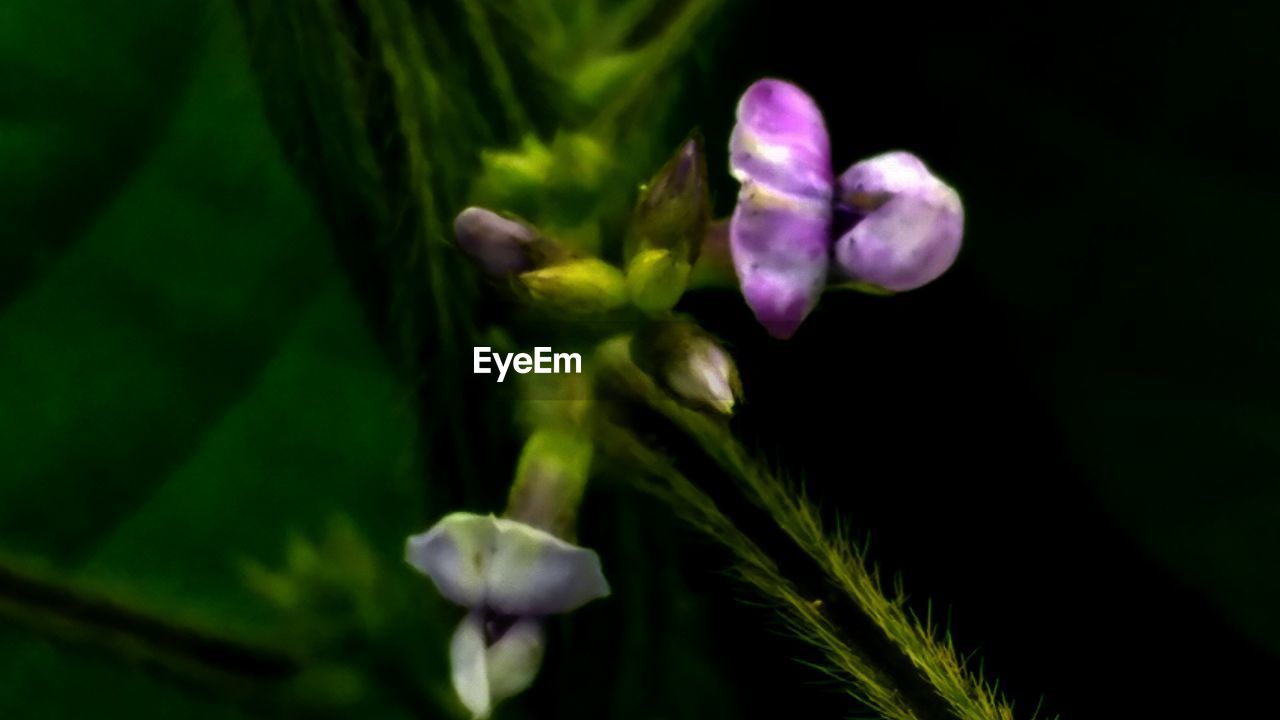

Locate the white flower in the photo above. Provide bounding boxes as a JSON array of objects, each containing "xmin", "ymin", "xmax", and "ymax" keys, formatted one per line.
[{"xmin": 406, "ymin": 512, "xmax": 610, "ymax": 718}]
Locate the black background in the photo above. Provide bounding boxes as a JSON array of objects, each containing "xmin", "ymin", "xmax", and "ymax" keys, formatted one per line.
[{"xmin": 667, "ymin": 1, "xmax": 1280, "ymax": 717}]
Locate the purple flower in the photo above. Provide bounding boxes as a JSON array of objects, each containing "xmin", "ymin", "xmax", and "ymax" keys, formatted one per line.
[
  {"xmin": 729, "ymin": 79, "xmax": 833, "ymax": 339},
  {"xmin": 727, "ymin": 80, "xmax": 964, "ymax": 336},
  {"xmin": 833, "ymin": 151, "xmax": 964, "ymax": 292}
]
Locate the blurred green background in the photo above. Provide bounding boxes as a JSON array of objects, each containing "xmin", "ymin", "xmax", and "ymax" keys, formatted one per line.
[{"xmin": 2, "ymin": 1, "xmax": 1279, "ymax": 718}]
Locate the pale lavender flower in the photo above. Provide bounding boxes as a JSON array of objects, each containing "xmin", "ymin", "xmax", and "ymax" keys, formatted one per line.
[
  {"xmin": 406, "ymin": 431, "xmax": 605, "ymax": 719},
  {"xmin": 729, "ymin": 79, "xmax": 834, "ymax": 339},
  {"xmin": 407, "ymin": 512, "xmax": 609, "ymax": 718},
  {"xmin": 833, "ymin": 151, "xmax": 964, "ymax": 292}
]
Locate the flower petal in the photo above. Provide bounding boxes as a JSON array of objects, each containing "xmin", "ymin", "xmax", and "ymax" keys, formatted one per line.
[
  {"xmin": 484, "ymin": 618, "xmax": 545, "ymax": 705},
  {"xmin": 450, "ymin": 611, "xmax": 493, "ymax": 719},
  {"xmin": 405, "ymin": 512, "xmax": 497, "ymax": 609},
  {"xmin": 833, "ymin": 152, "xmax": 964, "ymax": 292},
  {"xmin": 485, "ymin": 517, "xmax": 610, "ymax": 616},
  {"xmin": 731, "ymin": 183, "xmax": 831, "ymax": 338},
  {"xmin": 728, "ymin": 80, "xmax": 833, "ymax": 339},
  {"xmin": 836, "ymin": 151, "xmax": 934, "ymax": 208},
  {"xmin": 729, "ymin": 79, "xmax": 832, "ymax": 200}
]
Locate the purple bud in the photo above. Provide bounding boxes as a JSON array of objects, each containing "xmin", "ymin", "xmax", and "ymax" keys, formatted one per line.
[
  {"xmin": 629, "ymin": 133, "xmax": 710, "ymax": 262},
  {"xmin": 833, "ymin": 152, "xmax": 964, "ymax": 292},
  {"xmin": 455, "ymin": 207, "xmax": 560, "ymax": 276},
  {"xmin": 728, "ymin": 79, "xmax": 834, "ymax": 339}
]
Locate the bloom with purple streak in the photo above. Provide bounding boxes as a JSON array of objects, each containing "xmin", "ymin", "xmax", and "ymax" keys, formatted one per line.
[
  {"xmin": 727, "ymin": 80, "xmax": 965, "ymax": 336},
  {"xmin": 833, "ymin": 151, "xmax": 964, "ymax": 292},
  {"xmin": 729, "ymin": 79, "xmax": 834, "ymax": 339}
]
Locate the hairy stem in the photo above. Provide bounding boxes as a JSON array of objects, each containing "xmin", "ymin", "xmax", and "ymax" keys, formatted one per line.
[
  {"xmin": 596, "ymin": 421, "xmax": 921, "ymax": 720},
  {"xmin": 595, "ymin": 337, "xmax": 1022, "ymax": 720}
]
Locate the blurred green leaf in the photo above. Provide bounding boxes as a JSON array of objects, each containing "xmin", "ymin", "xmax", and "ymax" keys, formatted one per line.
[
  {"xmin": 0, "ymin": 1, "xmax": 745, "ymax": 718},
  {"xmin": 0, "ymin": 0, "xmax": 204, "ymax": 304},
  {"xmin": 0, "ymin": 4, "xmax": 435, "ymax": 717}
]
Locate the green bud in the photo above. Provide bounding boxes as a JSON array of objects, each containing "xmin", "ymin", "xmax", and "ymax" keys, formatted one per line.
[
  {"xmin": 506, "ymin": 430, "xmax": 594, "ymax": 539},
  {"xmin": 472, "ymin": 135, "xmax": 555, "ymax": 212},
  {"xmin": 546, "ymin": 131, "xmax": 612, "ymax": 198},
  {"xmin": 625, "ymin": 248, "xmax": 692, "ymax": 313},
  {"xmin": 519, "ymin": 258, "xmax": 627, "ymax": 314},
  {"xmin": 631, "ymin": 318, "xmax": 743, "ymax": 416}
]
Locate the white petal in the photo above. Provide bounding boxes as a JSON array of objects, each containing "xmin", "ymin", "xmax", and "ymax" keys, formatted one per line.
[
  {"xmin": 406, "ymin": 512, "xmax": 498, "ymax": 608},
  {"xmin": 450, "ymin": 612, "xmax": 492, "ymax": 719},
  {"xmin": 485, "ymin": 618, "xmax": 546, "ymax": 705},
  {"xmin": 485, "ymin": 518, "xmax": 611, "ymax": 616}
]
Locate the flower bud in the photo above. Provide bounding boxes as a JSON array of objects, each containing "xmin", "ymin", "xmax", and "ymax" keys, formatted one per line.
[
  {"xmin": 455, "ymin": 207, "xmax": 563, "ymax": 276},
  {"xmin": 632, "ymin": 319, "xmax": 743, "ymax": 415},
  {"xmin": 472, "ymin": 135, "xmax": 555, "ymax": 213},
  {"xmin": 728, "ymin": 79, "xmax": 834, "ymax": 339},
  {"xmin": 518, "ymin": 258, "xmax": 627, "ymax": 314},
  {"xmin": 833, "ymin": 151, "xmax": 964, "ymax": 292},
  {"xmin": 623, "ymin": 134, "xmax": 710, "ymax": 313},
  {"xmin": 546, "ymin": 132, "xmax": 612, "ymax": 196}
]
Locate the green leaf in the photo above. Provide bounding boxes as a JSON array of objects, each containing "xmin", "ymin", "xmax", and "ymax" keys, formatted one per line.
[{"xmin": 0, "ymin": 4, "xmax": 436, "ymax": 717}]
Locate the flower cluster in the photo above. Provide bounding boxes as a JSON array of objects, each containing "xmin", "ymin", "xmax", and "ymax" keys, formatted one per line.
[
  {"xmin": 410, "ymin": 76, "xmax": 965, "ymax": 717},
  {"xmin": 729, "ymin": 79, "xmax": 964, "ymax": 338}
]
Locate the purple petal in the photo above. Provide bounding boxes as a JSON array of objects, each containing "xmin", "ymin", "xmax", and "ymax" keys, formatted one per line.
[
  {"xmin": 836, "ymin": 151, "xmax": 933, "ymax": 207},
  {"xmin": 833, "ymin": 152, "xmax": 964, "ymax": 292},
  {"xmin": 731, "ymin": 183, "xmax": 831, "ymax": 338},
  {"xmin": 728, "ymin": 80, "xmax": 834, "ymax": 338},
  {"xmin": 729, "ymin": 79, "xmax": 833, "ymax": 200}
]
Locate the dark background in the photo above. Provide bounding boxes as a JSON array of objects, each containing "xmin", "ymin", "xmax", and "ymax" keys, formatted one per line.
[
  {"xmin": 2, "ymin": 1, "xmax": 1278, "ymax": 718},
  {"xmin": 685, "ymin": 1, "xmax": 1280, "ymax": 717}
]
